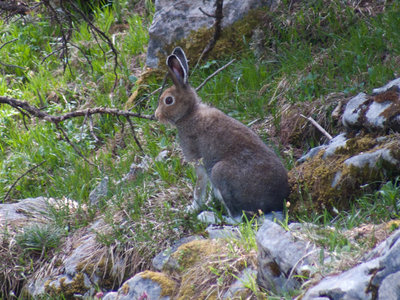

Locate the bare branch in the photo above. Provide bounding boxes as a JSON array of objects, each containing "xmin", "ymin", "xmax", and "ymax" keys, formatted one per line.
[
  {"xmin": 56, "ymin": 123, "xmax": 96, "ymax": 166},
  {"xmin": 4, "ymin": 160, "xmax": 46, "ymax": 202},
  {"xmin": 300, "ymin": 114, "xmax": 333, "ymax": 140},
  {"xmin": 0, "ymin": 1, "xmax": 30, "ymax": 16},
  {"xmin": 67, "ymin": 0, "xmax": 119, "ymax": 90},
  {"xmin": 127, "ymin": 117, "xmax": 144, "ymax": 153},
  {"xmin": 0, "ymin": 96, "xmax": 155, "ymax": 123},
  {"xmin": 0, "ymin": 95, "xmax": 155, "ymax": 164},
  {"xmin": 196, "ymin": 59, "xmax": 235, "ymax": 91},
  {"xmin": 194, "ymin": 0, "xmax": 224, "ymax": 71}
]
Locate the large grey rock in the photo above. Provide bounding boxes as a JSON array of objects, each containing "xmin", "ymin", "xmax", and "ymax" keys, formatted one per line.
[
  {"xmin": 303, "ymin": 228, "xmax": 400, "ymax": 300},
  {"xmin": 344, "ymin": 148, "xmax": 398, "ymax": 169},
  {"xmin": 146, "ymin": 0, "xmax": 273, "ymax": 68},
  {"xmin": 378, "ymin": 271, "xmax": 400, "ymax": 300},
  {"xmin": 342, "ymin": 78, "xmax": 400, "ymax": 131},
  {"xmin": 104, "ymin": 271, "xmax": 175, "ymax": 300},
  {"xmin": 152, "ymin": 235, "xmax": 203, "ymax": 271},
  {"xmin": 256, "ymin": 220, "xmax": 321, "ymax": 293},
  {"xmin": 0, "ymin": 197, "xmax": 49, "ymax": 227}
]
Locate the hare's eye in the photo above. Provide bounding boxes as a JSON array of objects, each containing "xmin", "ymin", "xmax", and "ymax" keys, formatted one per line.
[{"xmin": 164, "ymin": 96, "xmax": 175, "ymax": 106}]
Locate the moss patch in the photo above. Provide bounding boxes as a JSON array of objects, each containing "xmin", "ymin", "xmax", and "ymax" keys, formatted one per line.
[
  {"xmin": 171, "ymin": 239, "xmax": 223, "ymax": 270},
  {"xmin": 167, "ymin": 239, "xmax": 254, "ymax": 300},
  {"xmin": 125, "ymin": 68, "xmax": 165, "ymax": 108},
  {"xmin": 140, "ymin": 270, "xmax": 177, "ymax": 297},
  {"xmin": 160, "ymin": 9, "xmax": 268, "ymax": 69},
  {"xmin": 289, "ymin": 134, "xmax": 400, "ymax": 215},
  {"xmin": 45, "ymin": 273, "xmax": 88, "ymax": 299}
]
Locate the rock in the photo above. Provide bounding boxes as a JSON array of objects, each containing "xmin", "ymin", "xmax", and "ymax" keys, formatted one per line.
[
  {"xmin": 303, "ymin": 227, "xmax": 400, "ymax": 300},
  {"xmin": 256, "ymin": 220, "xmax": 322, "ymax": 293},
  {"xmin": 378, "ymin": 271, "xmax": 400, "ymax": 300},
  {"xmin": 322, "ymin": 133, "xmax": 348, "ymax": 158},
  {"xmin": 152, "ymin": 235, "xmax": 203, "ymax": 271},
  {"xmin": 342, "ymin": 78, "xmax": 400, "ymax": 132},
  {"xmin": 197, "ymin": 210, "xmax": 238, "ymax": 225},
  {"xmin": 223, "ymin": 268, "xmax": 257, "ymax": 299},
  {"xmin": 0, "ymin": 197, "xmax": 49, "ymax": 228},
  {"xmin": 103, "ymin": 291, "xmax": 118, "ymax": 300},
  {"xmin": 344, "ymin": 148, "xmax": 398, "ymax": 169},
  {"xmin": 105, "ymin": 271, "xmax": 176, "ymax": 300},
  {"xmin": 205, "ymin": 224, "xmax": 239, "ymax": 239},
  {"xmin": 146, "ymin": 0, "xmax": 273, "ymax": 68},
  {"xmin": 289, "ymin": 131, "xmax": 400, "ymax": 213},
  {"xmin": 297, "ymin": 133, "xmax": 348, "ymax": 163},
  {"xmin": 23, "ymin": 218, "xmax": 123, "ymax": 298},
  {"xmin": 89, "ymin": 176, "xmax": 109, "ymax": 206}
]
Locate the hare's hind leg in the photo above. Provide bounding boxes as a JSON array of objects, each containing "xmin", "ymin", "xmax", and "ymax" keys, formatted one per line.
[
  {"xmin": 186, "ymin": 164, "xmax": 208, "ymax": 213},
  {"xmin": 209, "ymin": 161, "xmax": 240, "ymax": 219}
]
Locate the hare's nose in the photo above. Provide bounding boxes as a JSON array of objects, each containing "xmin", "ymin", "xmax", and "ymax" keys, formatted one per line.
[{"xmin": 155, "ymin": 107, "xmax": 160, "ymax": 120}]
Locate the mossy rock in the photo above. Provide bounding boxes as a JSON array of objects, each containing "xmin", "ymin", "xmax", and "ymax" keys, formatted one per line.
[
  {"xmin": 125, "ymin": 68, "xmax": 165, "ymax": 109},
  {"xmin": 140, "ymin": 270, "xmax": 177, "ymax": 297},
  {"xmin": 161, "ymin": 9, "xmax": 267, "ymax": 68},
  {"xmin": 45, "ymin": 273, "xmax": 89, "ymax": 299},
  {"xmin": 288, "ymin": 134, "xmax": 400, "ymax": 215}
]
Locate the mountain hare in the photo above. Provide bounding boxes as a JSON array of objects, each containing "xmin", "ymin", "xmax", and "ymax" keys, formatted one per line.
[{"xmin": 155, "ymin": 47, "xmax": 289, "ymax": 218}]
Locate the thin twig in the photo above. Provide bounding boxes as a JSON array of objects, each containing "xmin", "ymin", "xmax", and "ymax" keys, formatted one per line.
[
  {"xmin": 126, "ymin": 117, "xmax": 144, "ymax": 153},
  {"xmin": 41, "ymin": 47, "xmax": 63, "ymax": 64},
  {"xmin": 0, "ymin": 38, "xmax": 25, "ymax": 70},
  {"xmin": 88, "ymin": 115, "xmax": 99, "ymax": 143},
  {"xmin": 128, "ymin": 87, "xmax": 162, "ymax": 111},
  {"xmin": 56, "ymin": 123, "xmax": 96, "ymax": 166},
  {"xmin": 4, "ymin": 160, "xmax": 47, "ymax": 202},
  {"xmin": 128, "ymin": 73, "xmax": 169, "ymax": 112},
  {"xmin": 67, "ymin": 0, "xmax": 119, "ymax": 90},
  {"xmin": 300, "ymin": 114, "xmax": 333, "ymax": 140},
  {"xmin": 195, "ymin": 59, "xmax": 235, "ymax": 91}
]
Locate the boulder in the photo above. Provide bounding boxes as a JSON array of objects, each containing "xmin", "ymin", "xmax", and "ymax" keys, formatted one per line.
[
  {"xmin": 103, "ymin": 271, "xmax": 176, "ymax": 300},
  {"xmin": 289, "ymin": 77, "xmax": 400, "ymax": 213},
  {"xmin": 303, "ymin": 227, "xmax": 400, "ymax": 299},
  {"xmin": 146, "ymin": 0, "xmax": 274, "ymax": 68},
  {"xmin": 342, "ymin": 77, "xmax": 400, "ymax": 132},
  {"xmin": 152, "ymin": 235, "xmax": 203, "ymax": 271},
  {"xmin": 256, "ymin": 220, "xmax": 323, "ymax": 293}
]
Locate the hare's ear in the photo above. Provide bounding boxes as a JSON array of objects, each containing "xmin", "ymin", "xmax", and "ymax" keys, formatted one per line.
[
  {"xmin": 166, "ymin": 47, "xmax": 189, "ymax": 87},
  {"xmin": 172, "ymin": 47, "xmax": 189, "ymax": 77}
]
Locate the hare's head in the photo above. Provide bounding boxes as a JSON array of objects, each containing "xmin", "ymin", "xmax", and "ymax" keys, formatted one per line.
[{"xmin": 155, "ymin": 47, "xmax": 199, "ymax": 125}]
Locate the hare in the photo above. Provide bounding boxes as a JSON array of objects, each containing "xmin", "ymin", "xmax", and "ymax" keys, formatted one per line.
[{"xmin": 155, "ymin": 47, "xmax": 289, "ymax": 219}]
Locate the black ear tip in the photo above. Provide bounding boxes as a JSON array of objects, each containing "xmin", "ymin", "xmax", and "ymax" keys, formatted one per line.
[{"xmin": 172, "ymin": 47, "xmax": 184, "ymax": 54}]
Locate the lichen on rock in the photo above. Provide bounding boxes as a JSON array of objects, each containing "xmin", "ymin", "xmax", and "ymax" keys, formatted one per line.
[{"xmin": 289, "ymin": 134, "xmax": 400, "ymax": 214}]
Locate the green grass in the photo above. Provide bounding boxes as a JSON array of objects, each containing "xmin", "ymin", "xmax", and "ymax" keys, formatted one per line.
[
  {"xmin": 16, "ymin": 223, "xmax": 64, "ymax": 257},
  {"xmin": 1, "ymin": 1, "xmax": 400, "ymax": 298}
]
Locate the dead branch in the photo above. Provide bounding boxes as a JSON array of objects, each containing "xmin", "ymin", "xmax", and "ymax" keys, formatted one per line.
[
  {"xmin": 0, "ymin": 95, "xmax": 154, "ymax": 165},
  {"xmin": 300, "ymin": 114, "xmax": 333, "ymax": 140},
  {"xmin": 127, "ymin": 117, "xmax": 144, "ymax": 153},
  {"xmin": 56, "ymin": 123, "xmax": 96, "ymax": 166},
  {"xmin": 0, "ymin": 1, "xmax": 30, "ymax": 16},
  {"xmin": 194, "ymin": 0, "xmax": 224, "ymax": 70},
  {"xmin": 4, "ymin": 160, "xmax": 46, "ymax": 202},
  {"xmin": 0, "ymin": 96, "xmax": 155, "ymax": 123},
  {"xmin": 67, "ymin": 0, "xmax": 120, "ymax": 89}
]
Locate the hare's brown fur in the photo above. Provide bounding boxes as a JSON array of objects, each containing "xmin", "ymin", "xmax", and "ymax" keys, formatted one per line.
[{"xmin": 155, "ymin": 48, "xmax": 289, "ymax": 217}]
